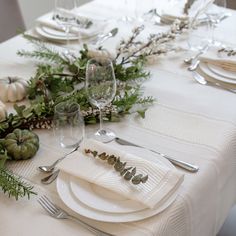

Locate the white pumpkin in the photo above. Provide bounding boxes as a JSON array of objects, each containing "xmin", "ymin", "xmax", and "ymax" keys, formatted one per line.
[
  {"xmin": 0, "ymin": 100, "xmax": 7, "ymax": 121},
  {"xmin": 0, "ymin": 77, "xmax": 28, "ymax": 102}
]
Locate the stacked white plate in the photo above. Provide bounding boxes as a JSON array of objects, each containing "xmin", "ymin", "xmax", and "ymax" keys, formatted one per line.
[
  {"xmin": 198, "ymin": 62, "xmax": 236, "ymax": 86},
  {"xmin": 35, "ymin": 25, "xmax": 79, "ymax": 41},
  {"xmin": 56, "ymin": 146, "xmax": 180, "ymax": 223}
]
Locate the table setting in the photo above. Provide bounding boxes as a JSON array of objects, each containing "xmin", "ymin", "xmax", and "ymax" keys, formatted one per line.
[{"xmin": 1, "ymin": 0, "xmax": 236, "ymax": 236}]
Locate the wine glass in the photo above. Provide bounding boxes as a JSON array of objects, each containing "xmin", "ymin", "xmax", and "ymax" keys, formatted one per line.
[
  {"xmin": 54, "ymin": 0, "xmax": 78, "ymax": 51},
  {"xmin": 135, "ymin": 0, "xmax": 156, "ymax": 23},
  {"xmin": 53, "ymin": 101, "xmax": 84, "ymax": 149},
  {"xmin": 187, "ymin": 19, "xmax": 210, "ymax": 52},
  {"xmin": 206, "ymin": 0, "xmax": 226, "ymax": 47},
  {"xmin": 120, "ymin": 0, "xmax": 136, "ymax": 23},
  {"xmin": 85, "ymin": 57, "xmax": 116, "ymax": 143}
]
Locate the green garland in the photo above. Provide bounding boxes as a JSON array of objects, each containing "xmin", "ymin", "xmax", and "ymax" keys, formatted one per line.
[{"xmin": 0, "ymin": 37, "xmax": 154, "ymax": 138}]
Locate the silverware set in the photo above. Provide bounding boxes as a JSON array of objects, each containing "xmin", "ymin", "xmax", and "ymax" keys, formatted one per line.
[
  {"xmin": 38, "ymin": 136, "xmax": 199, "ymax": 185},
  {"xmin": 184, "ymin": 45, "xmax": 209, "ymax": 71}
]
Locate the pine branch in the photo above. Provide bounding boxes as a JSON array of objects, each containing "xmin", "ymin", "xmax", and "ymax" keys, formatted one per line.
[
  {"xmin": 17, "ymin": 49, "xmax": 67, "ymax": 65},
  {"xmin": 0, "ymin": 167, "xmax": 37, "ymax": 200}
]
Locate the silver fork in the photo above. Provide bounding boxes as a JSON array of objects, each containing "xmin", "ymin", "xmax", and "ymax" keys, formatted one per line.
[{"xmin": 38, "ymin": 195, "xmax": 114, "ymax": 236}]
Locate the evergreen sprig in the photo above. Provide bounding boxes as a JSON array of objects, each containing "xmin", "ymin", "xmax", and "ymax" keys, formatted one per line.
[{"xmin": 0, "ymin": 167, "xmax": 36, "ymax": 200}]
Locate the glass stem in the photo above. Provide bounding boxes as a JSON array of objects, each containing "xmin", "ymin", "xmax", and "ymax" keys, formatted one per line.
[
  {"xmin": 99, "ymin": 108, "xmax": 103, "ymax": 131},
  {"xmin": 210, "ymin": 21, "xmax": 216, "ymax": 44},
  {"xmin": 65, "ymin": 26, "xmax": 70, "ymax": 49}
]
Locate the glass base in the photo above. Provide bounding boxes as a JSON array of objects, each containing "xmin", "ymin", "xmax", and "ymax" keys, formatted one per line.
[
  {"xmin": 93, "ymin": 129, "xmax": 116, "ymax": 143},
  {"xmin": 209, "ymin": 39, "xmax": 223, "ymax": 47},
  {"xmin": 60, "ymin": 137, "xmax": 80, "ymax": 149}
]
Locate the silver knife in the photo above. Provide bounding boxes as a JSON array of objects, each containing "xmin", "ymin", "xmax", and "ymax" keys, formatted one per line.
[{"xmin": 115, "ymin": 137, "xmax": 199, "ymax": 173}]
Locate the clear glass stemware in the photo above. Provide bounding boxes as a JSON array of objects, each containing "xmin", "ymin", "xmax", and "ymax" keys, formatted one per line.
[
  {"xmin": 85, "ymin": 57, "xmax": 117, "ymax": 143},
  {"xmin": 54, "ymin": 0, "xmax": 78, "ymax": 51},
  {"xmin": 206, "ymin": 0, "xmax": 226, "ymax": 47}
]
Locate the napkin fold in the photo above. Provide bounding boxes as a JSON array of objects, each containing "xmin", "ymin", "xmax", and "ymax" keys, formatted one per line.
[
  {"xmin": 36, "ymin": 12, "xmax": 106, "ymax": 38},
  {"xmin": 58, "ymin": 139, "xmax": 184, "ymax": 209}
]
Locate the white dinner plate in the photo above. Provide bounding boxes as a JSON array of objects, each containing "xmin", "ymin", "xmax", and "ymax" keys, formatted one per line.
[
  {"xmin": 69, "ymin": 146, "xmax": 174, "ymax": 214},
  {"xmin": 70, "ymin": 177, "xmax": 145, "ymax": 213},
  {"xmin": 57, "ymin": 171, "xmax": 180, "ymax": 222},
  {"xmin": 199, "ymin": 62, "xmax": 236, "ymax": 85},
  {"xmin": 35, "ymin": 26, "xmax": 79, "ymax": 41},
  {"xmin": 207, "ymin": 64, "xmax": 236, "ymax": 80},
  {"xmin": 57, "ymin": 146, "xmax": 180, "ymax": 222}
]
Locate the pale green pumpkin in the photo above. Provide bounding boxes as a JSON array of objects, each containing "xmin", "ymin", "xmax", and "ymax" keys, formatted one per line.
[{"xmin": 3, "ymin": 129, "xmax": 39, "ymax": 160}]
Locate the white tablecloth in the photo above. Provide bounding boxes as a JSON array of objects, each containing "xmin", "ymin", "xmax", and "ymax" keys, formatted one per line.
[{"xmin": 1, "ymin": 1, "xmax": 236, "ymax": 236}]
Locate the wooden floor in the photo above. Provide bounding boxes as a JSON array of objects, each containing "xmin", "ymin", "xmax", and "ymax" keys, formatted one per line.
[{"xmin": 217, "ymin": 206, "xmax": 236, "ymax": 236}]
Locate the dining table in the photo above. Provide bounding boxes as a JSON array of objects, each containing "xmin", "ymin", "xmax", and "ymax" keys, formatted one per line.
[{"xmin": 1, "ymin": 0, "xmax": 236, "ymax": 236}]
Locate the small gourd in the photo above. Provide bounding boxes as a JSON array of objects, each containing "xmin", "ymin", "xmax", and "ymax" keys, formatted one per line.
[
  {"xmin": 0, "ymin": 77, "xmax": 28, "ymax": 102},
  {"xmin": 0, "ymin": 100, "xmax": 7, "ymax": 121},
  {"xmin": 2, "ymin": 129, "xmax": 39, "ymax": 160}
]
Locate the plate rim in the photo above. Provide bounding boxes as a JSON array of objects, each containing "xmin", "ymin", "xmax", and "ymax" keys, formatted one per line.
[
  {"xmin": 69, "ymin": 176, "xmax": 145, "ymax": 214},
  {"xmin": 207, "ymin": 63, "xmax": 236, "ymax": 80}
]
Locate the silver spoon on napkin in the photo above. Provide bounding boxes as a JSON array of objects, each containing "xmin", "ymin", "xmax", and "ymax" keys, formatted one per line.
[{"xmin": 38, "ymin": 145, "xmax": 80, "ymax": 173}]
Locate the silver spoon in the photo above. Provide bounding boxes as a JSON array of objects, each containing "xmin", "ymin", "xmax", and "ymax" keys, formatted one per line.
[
  {"xmin": 91, "ymin": 28, "xmax": 118, "ymax": 45},
  {"xmin": 41, "ymin": 169, "xmax": 60, "ymax": 185},
  {"xmin": 38, "ymin": 145, "xmax": 80, "ymax": 173},
  {"xmin": 188, "ymin": 60, "xmax": 200, "ymax": 71},
  {"xmin": 184, "ymin": 51, "xmax": 204, "ymax": 65}
]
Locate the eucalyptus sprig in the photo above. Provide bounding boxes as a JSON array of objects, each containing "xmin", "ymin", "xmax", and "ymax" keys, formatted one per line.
[{"xmin": 85, "ymin": 149, "xmax": 148, "ymax": 185}]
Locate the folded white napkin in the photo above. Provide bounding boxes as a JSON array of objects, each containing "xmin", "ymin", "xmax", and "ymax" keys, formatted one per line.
[
  {"xmin": 58, "ymin": 139, "xmax": 184, "ymax": 209},
  {"xmin": 36, "ymin": 12, "xmax": 106, "ymax": 37},
  {"xmin": 199, "ymin": 47, "xmax": 236, "ymax": 73}
]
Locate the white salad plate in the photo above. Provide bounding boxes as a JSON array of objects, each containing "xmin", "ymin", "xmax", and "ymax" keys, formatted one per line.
[
  {"xmin": 35, "ymin": 26, "xmax": 78, "ymax": 41},
  {"xmin": 57, "ymin": 146, "xmax": 180, "ymax": 222},
  {"xmin": 207, "ymin": 63, "xmax": 236, "ymax": 80},
  {"xmin": 199, "ymin": 62, "xmax": 236, "ymax": 85}
]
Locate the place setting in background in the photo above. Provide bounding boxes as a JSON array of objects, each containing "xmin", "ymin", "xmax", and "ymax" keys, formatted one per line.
[
  {"xmin": 193, "ymin": 46, "xmax": 236, "ymax": 91},
  {"xmin": 144, "ymin": 0, "xmax": 217, "ymax": 26},
  {"xmin": 35, "ymin": 0, "xmax": 108, "ymax": 44}
]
